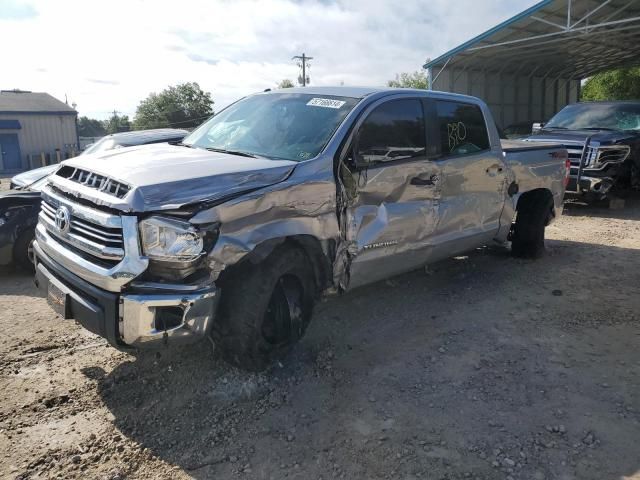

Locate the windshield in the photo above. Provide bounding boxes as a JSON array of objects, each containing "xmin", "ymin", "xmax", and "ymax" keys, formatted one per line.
[
  {"xmin": 183, "ymin": 93, "xmax": 359, "ymax": 161},
  {"xmin": 545, "ymin": 103, "xmax": 640, "ymax": 131}
]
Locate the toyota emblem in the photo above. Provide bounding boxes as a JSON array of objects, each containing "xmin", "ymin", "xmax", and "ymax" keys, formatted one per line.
[{"xmin": 54, "ymin": 206, "xmax": 71, "ymax": 233}]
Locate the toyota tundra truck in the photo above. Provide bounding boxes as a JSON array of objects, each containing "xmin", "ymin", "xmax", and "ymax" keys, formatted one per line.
[{"xmin": 33, "ymin": 87, "xmax": 569, "ymax": 370}]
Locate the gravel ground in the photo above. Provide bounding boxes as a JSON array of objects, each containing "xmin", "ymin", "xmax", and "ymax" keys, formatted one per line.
[{"xmin": 0, "ymin": 197, "xmax": 639, "ymax": 480}]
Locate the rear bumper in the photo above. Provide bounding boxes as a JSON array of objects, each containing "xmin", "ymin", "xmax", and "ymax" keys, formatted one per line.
[{"xmin": 34, "ymin": 240, "xmax": 219, "ymax": 349}]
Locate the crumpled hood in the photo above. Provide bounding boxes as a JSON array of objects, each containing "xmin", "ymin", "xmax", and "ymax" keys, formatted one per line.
[
  {"xmin": 53, "ymin": 144, "xmax": 297, "ymax": 212},
  {"xmin": 528, "ymin": 129, "xmax": 638, "ymax": 146}
]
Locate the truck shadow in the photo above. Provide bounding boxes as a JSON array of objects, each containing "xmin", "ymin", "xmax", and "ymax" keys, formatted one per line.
[{"xmin": 91, "ymin": 239, "xmax": 640, "ymax": 479}]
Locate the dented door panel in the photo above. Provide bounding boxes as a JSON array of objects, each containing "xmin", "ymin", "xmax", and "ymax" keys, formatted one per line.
[
  {"xmin": 345, "ymin": 160, "xmax": 442, "ymax": 289},
  {"xmin": 430, "ymin": 149, "xmax": 508, "ymax": 254}
]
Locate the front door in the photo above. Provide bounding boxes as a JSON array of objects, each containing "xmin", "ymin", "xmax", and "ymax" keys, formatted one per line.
[
  {"xmin": 0, "ymin": 134, "xmax": 22, "ymax": 172},
  {"xmin": 428, "ymin": 99, "xmax": 507, "ymax": 259},
  {"xmin": 343, "ymin": 97, "xmax": 442, "ymax": 289}
]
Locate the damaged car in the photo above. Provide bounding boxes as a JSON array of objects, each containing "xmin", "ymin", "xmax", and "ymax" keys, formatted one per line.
[
  {"xmin": 0, "ymin": 175, "xmax": 47, "ymax": 270},
  {"xmin": 33, "ymin": 87, "xmax": 569, "ymax": 370}
]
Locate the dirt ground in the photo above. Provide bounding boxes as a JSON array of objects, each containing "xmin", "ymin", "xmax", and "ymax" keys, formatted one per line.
[{"xmin": 0, "ymin": 195, "xmax": 638, "ymax": 480}]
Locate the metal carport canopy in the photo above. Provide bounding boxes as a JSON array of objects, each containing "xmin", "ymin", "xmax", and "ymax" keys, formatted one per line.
[{"xmin": 423, "ymin": 0, "xmax": 640, "ymax": 126}]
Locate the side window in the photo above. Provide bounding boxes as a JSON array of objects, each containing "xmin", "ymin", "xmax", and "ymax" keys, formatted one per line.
[
  {"xmin": 435, "ymin": 100, "xmax": 490, "ymax": 157},
  {"xmin": 356, "ymin": 99, "xmax": 425, "ymax": 165}
]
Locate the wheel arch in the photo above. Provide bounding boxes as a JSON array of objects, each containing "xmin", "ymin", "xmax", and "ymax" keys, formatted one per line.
[
  {"xmin": 515, "ymin": 188, "xmax": 555, "ymax": 224},
  {"xmin": 217, "ymin": 235, "xmax": 335, "ymax": 296}
]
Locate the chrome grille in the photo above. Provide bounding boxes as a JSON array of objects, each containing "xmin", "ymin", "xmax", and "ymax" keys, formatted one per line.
[
  {"xmin": 566, "ymin": 145, "xmax": 630, "ymax": 173},
  {"xmin": 595, "ymin": 145, "xmax": 631, "ymax": 165},
  {"xmin": 56, "ymin": 165, "xmax": 131, "ymax": 199},
  {"xmin": 39, "ymin": 197, "xmax": 124, "ymax": 261}
]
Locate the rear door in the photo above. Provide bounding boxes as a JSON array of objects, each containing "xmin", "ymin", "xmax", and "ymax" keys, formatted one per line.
[
  {"xmin": 428, "ymin": 99, "xmax": 507, "ymax": 257},
  {"xmin": 344, "ymin": 97, "xmax": 442, "ymax": 289}
]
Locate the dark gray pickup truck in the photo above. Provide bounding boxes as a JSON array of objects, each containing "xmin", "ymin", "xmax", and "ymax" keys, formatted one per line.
[
  {"xmin": 528, "ymin": 101, "xmax": 640, "ymax": 199},
  {"xmin": 33, "ymin": 87, "xmax": 568, "ymax": 370}
]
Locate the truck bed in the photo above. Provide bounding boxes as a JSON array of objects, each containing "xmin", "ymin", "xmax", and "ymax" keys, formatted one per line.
[{"xmin": 501, "ymin": 139, "xmax": 564, "ymax": 152}]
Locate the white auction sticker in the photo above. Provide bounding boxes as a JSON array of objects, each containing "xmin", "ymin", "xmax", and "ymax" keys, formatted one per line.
[{"xmin": 307, "ymin": 98, "xmax": 346, "ymax": 109}]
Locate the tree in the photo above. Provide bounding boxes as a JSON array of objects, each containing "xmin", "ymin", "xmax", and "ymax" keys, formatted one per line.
[
  {"xmin": 277, "ymin": 79, "xmax": 295, "ymax": 89},
  {"xmin": 133, "ymin": 82, "xmax": 214, "ymax": 130},
  {"xmin": 103, "ymin": 113, "xmax": 131, "ymax": 134},
  {"xmin": 77, "ymin": 116, "xmax": 106, "ymax": 137},
  {"xmin": 581, "ymin": 67, "xmax": 640, "ymax": 101},
  {"xmin": 388, "ymin": 71, "xmax": 429, "ymax": 89}
]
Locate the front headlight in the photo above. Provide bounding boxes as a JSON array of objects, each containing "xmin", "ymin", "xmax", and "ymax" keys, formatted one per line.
[{"xmin": 139, "ymin": 216, "xmax": 204, "ymax": 261}]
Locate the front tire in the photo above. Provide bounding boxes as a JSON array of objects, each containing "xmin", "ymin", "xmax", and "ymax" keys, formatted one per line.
[
  {"xmin": 212, "ymin": 246, "xmax": 316, "ymax": 371},
  {"xmin": 13, "ymin": 228, "xmax": 35, "ymax": 271},
  {"xmin": 511, "ymin": 191, "xmax": 553, "ymax": 259}
]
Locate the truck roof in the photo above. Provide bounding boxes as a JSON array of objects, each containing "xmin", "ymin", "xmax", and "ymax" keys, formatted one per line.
[{"xmin": 266, "ymin": 86, "xmax": 483, "ymax": 103}]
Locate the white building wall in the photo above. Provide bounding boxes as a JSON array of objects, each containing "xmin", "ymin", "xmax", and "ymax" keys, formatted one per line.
[{"xmin": 0, "ymin": 113, "xmax": 77, "ymax": 170}]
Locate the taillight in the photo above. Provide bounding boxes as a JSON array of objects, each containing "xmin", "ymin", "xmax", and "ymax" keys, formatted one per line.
[{"xmin": 552, "ymin": 150, "xmax": 570, "ymax": 187}]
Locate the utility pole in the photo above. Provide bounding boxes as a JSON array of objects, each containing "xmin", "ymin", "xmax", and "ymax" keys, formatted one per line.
[{"xmin": 292, "ymin": 53, "xmax": 313, "ymax": 86}]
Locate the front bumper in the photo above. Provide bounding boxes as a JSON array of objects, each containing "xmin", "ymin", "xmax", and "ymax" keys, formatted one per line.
[
  {"xmin": 34, "ymin": 240, "xmax": 219, "ymax": 349},
  {"xmin": 566, "ymin": 175, "xmax": 614, "ymax": 195}
]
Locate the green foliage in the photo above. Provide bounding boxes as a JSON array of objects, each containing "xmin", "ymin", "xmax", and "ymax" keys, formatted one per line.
[
  {"xmin": 581, "ymin": 67, "xmax": 640, "ymax": 101},
  {"xmin": 388, "ymin": 71, "xmax": 429, "ymax": 89},
  {"xmin": 103, "ymin": 113, "xmax": 131, "ymax": 134},
  {"xmin": 77, "ymin": 116, "xmax": 106, "ymax": 137},
  {"xmin": 277, "ymin": 79, "xmax": 295, "ymax": 89},
  {"xmin": 133, "ymin": 82, "xmax": 214, "ymax": 130}
]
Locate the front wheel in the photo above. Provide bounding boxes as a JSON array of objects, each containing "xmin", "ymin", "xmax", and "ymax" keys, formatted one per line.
[{"xmin": 212, "ymin": 246, "xmax": 316, "ymax": 371}]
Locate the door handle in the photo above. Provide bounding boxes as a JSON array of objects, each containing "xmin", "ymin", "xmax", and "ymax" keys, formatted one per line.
[
  {"xmin": 410, "ymin": 174, "xmax": 440, "ymax": 186},
  {"xmin": 486, "ymin": 164, "xmax": 504, "ymax": 175}
]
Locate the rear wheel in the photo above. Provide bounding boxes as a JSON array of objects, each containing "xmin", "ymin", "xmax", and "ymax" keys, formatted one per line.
[
  {"xmin": 13, "ymin": 228, "xmax": 35, "ymax": 271},
  {"xmin": 511, "ymin": 191, "xmax": 553, "ymax": 259},
  {"xmin": 212, "ymin": 246, "xmax": 316, "ymax": 371}
]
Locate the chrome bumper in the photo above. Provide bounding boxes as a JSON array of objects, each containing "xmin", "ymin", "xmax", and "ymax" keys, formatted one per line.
[
  {"xmin": 119, "ymin": 289, "xmax": 218, "ymax": 347},
  {"xmin": 565, "ymin": 175, "xmax": 614, "ymax": 195},
  {"xmin": 34, "ymin": 239, "xmax": 218, "ymax": 349}
]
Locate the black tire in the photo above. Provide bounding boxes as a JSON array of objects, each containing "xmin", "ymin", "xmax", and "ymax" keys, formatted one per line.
[
  {"xmin": 511, "ymin": 192, "xmax": 553, "ymax": 259},
  {"xmin": 13, "ymin": 228, "xmax": 35, "ymax": 271},
  {"xmin": 212, "ymin": 246, "xmax": 316, "ymax": 371}
]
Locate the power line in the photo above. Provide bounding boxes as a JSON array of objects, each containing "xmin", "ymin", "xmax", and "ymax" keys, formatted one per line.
[{"xmin": 292, "ymin": 53, "xmax": 313, "ymax": 87}]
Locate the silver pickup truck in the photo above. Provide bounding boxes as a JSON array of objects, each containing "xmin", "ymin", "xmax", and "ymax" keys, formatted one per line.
[{"xmin": 33, "ymin": 87, "xmax": 569, "ymax": 370}]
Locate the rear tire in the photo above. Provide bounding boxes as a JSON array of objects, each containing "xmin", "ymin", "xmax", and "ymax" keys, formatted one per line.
[
  {"xmin": 511, "ymin": 191, "xmax": 553, "ymax": 259},
  {"xmin": 212, "ymin": 246, "xmax": 316, "ymax": 371},
  {"xmin": 13, "ymin": 228, "xmax": 35, "ymax": 271}
]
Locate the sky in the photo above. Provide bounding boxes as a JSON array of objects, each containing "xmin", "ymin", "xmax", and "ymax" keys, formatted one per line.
[{"xmin": 0, "ymin": 0, "xmax": 539, "ymax": 120}]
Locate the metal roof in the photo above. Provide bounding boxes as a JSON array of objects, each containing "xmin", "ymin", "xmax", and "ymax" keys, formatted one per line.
[
  {"xmin": 0, "ymin": 90, "xmax": 77, "ymax": 114},
  {"xmin": 424, "ymin": 0, "xmax": 640, "ymax": 80}
]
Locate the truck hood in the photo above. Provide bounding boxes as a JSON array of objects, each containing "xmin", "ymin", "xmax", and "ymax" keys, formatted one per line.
[
  {"xmin": 53, "ymin": 144, "xmax": 297, "ymax": 212},
  {"xmin": 528, "ymin": 129, "xmax": 638, "ymax": 146}
]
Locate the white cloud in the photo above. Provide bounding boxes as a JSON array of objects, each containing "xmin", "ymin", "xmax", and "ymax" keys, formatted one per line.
[{"xmin": 0, "ymin": 0, "xmax": 538, "ymax": 120}]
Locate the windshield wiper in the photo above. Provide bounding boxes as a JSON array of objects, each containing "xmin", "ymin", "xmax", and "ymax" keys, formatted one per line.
[
  {"xmin": 205, "ymin": 147, "xmax": 257, "ymax": 158},
  {"xmin": 581, "ymin": 127, "xmax": 619, "ymax": 131},
  {"xmin": 544, "ymin": 126, "xmax": 568, "ymax": 130}
]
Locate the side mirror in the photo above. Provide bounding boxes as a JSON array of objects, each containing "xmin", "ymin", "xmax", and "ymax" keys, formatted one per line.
[
  {"xmin": 351, "ymin": 135, "xmax": 369, "ymax": 169},
  {"xmin": 532, "ymin": 122, "xmax": 545, "ymax": 134}
]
